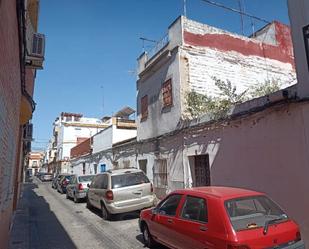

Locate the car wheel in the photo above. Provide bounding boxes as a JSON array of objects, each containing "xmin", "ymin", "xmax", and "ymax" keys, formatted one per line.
[
  {"xmin": 142, "ymin": 223, "xmax": 156, "ymax": 248},
  {"xmin": 86, "ymin": 197, "xmax": 91, "ymax": 209},
  {"xmin": 73, "ymin": 193, "xmax": 79, "ymax": 203},
  {"xmin": 101, "ymin": 203, "xmax": 111, "ymax": 221}
]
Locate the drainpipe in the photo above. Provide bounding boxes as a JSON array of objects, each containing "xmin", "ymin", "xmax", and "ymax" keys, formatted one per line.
[{"xmin": 16, "ymin": 0, "xmax": 36, "ymax": 112}]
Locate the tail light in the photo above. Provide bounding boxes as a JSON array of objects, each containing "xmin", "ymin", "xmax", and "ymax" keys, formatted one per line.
[
  {"xmin": 296, "ymin": 230, "xmax": 302, "ymax": 241},
  {"xmin": 78, "ymin": 183, "xmax": 84, "ymax": 191},
  {"xmin": 227, "ymin": 245, "xmax": 251, "ymax": 249},
  {"xmin": 150, "ymin": 183, "xmax": 153, "ymax": 193},
  {"xmin": 105, "ymin": 190, "xmax": 113, "ymax": 201}
]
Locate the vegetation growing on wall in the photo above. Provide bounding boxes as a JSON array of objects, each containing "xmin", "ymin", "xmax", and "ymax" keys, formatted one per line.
[
  {"xmin": 249, "ymin": 79, "xmax": 281, "ymax": 98},
  {"xmin": 186, "ymin": 78, "xmax": 281, "ymax": 119}
]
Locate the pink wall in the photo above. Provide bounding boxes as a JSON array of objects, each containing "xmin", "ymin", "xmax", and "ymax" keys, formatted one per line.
[{"xmin": 184, "ymin": 101, "xmax": 309, "ymax": 243}]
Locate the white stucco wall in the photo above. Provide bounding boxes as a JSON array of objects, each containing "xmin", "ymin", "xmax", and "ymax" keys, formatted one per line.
[
  {"xmin": 92, "ymin": 127, "xmax": 113, "ymax": 154},
  {"xmin": 137, "ymin": 50, "xmax": 182, "ymax": 141},
  {"xmin": 288, "ymin": 0, "xmax": 309, "ymax": 98},
  {"xmin": 112, "ymin": 126, "xmax": 137, "ymax": 144},
  {"xmin": 57, "ymin": 125, "xmax": 102, "ymax": 160}
]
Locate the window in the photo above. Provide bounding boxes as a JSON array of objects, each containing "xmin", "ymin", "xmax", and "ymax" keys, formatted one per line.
[
  {"xmin": 153, "ymin": 159, "xmax": 168, "ymax": 187},
  {"xmin": 123, "ymin": 160, "xmax": 130, "ymax": 168},
  {"xmin": 181, "ymin": 196, "xmax": 208, "ymax": 223},
  {"xmin": 78, "ymin": 175, "xmax": 94, "ymax": 182},
  {"xmin": 91, "ymin": 175, "xmax": 99, "ymax": 188},
  {"xmin": 158, "ymin": 194, "xmax": 182, "ymax": 216},
  {"xmin": 66, "ymin": 116, "xmax": 72, "ymax": 122},
  {"xmin": 225, "ymin": 196, "xmax": 286, "ymax": 231},
  {"xmin": 138, "ymin": 159, "xmax": 147, "ymax": 174},
  {"xmin": 111, "ymin": 172, "xmax": 150, "ymax": 189},
  {"xmin": 303, "ymin": 24, "xmax": 309, "ymax": 70},
  {"xmin": 162, "ymin": 79, "xmax": 172, "ymax": 108},
  {"xmin": 82, "ymin": 162, "xmax": 86, "ymax": 175},
  {"xmin": 96, "ymin": 174, "xmax": 108, "ymax": 189},
  {"xmin": 100, "ymin": 164, "xmax": 106, "ymax": 172},
  {"xmin": 141, "ymin": 95, "xmax": 148, "ymax": 121},
  {"xmin": 93, "ymin": 164, "xmax": 97, "ymax": 174}
]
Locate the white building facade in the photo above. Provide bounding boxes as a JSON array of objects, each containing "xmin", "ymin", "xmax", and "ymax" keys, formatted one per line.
[
  {"xmin": 70, "ymin": 113, "xmax": 137, "ymax": 176},
  {"xmin": 137, "ymin": 16, "xmax": 296, "ymax": 141},
  {"xmin": 50, "ymin": 112, "xmax": 107, "ymax": 173}
]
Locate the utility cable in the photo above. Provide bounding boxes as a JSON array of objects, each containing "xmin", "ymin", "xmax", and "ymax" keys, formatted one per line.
[{"xmin": 200, "ymin": 0, "xmax": 270, "ymax": 24}]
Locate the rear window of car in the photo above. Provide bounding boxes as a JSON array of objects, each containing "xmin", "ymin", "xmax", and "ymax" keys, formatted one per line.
[
  {"xmin": 64, "ymin": 175, "xmax": 74, "ymax": 181},
  {"xmin": 79, "ymin": 175, "xmax": 94, "ymax": 182},
  {"xmin": 225, "ymin": 195, "xmax": 287, "ymax": 231},
  {"xmin": 111, "ymin": 172, "xmax": 150, "ymax": 189}
]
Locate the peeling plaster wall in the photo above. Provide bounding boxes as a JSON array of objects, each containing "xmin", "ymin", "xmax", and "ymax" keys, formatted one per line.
[
  {"xmin": 182, "ymin": 47, "xmax": 296, "ymax": 96},
  {"xmin": 182, "ymin": 18, "xmax": 296, "ymax": 97},
  {"xmin": 137, "ymin": 50, "xmax": 182, "ymax": 141}
]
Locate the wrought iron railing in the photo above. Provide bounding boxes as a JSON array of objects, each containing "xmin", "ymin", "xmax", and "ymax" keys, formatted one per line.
[{"xmin": 146, "ymin": 33, "xmax": 169, "ymax": 61}]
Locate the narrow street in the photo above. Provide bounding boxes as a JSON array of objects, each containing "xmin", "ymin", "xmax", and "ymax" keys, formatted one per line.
[{"xmin": 9, "ymin": 179, "xmax": 162, "ymax": 249}]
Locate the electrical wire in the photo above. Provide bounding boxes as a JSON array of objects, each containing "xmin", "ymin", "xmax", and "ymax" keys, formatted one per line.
[{"xmin": 200, "ymin": 0, "xmax": 270, "ymax": 24}]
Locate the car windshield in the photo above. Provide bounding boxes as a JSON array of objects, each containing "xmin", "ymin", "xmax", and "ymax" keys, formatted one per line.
[
  {"xmin": 78, "ymin": 175, "xmax": 94, "ymax": 182},
  {"xmin": 111, "ymin": 172, "xmax": 150, "ymax": 189},
  {"xmin": 225, "ymin": 195, "xmax": 287, "ymax": 231}
]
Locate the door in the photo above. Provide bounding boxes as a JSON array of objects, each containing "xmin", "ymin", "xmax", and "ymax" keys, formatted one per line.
[
  {"xmin": 173, "ymin": 195, "xmax": 213, "ymax": 249},
  {"xmin": 100, "ymin": 164, "xmax": 106, "ymax": 173},
  {"xmin": 66, "ymin": 176, "xmax": 75, "ymax": 197},
  {"xmin": 88, "ymin": 175, "xmax": 100, "ymax": 208},
  {"xmin": 194, "ymin": 155, "xmax": 210, "ymax": 187},
  {"xmin": 150, "ymin": 194, "xmax": 183, "ymax": 248}
]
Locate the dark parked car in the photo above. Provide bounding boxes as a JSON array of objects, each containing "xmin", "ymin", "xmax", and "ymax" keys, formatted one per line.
[
  {"xmin": 66, "ymin": 174, "xmax": 95, "ymax": 203},
  {"xmin": 139, "ymin": 186, "xmax": 305, "ymax": 249},
  {"xmin": 52, "ymin": 173, "xmax": 67, "ymax": 189},
  {"xmin": 57, "ymin": 174, "xmax": 75, "ymax": 194}
]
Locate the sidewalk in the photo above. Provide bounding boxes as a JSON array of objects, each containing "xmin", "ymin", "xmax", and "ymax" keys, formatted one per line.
[
  {"xmin": 8, "ymin": 181, "xmax": 77, "ymax": 249},
  {"xmin": 9, "ymin": 184, "xmax": 30, "ymax": 249}
]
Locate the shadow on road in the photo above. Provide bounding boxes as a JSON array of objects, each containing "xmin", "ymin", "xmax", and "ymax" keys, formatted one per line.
[
  {"xmin": 87, "ymin": 204, "xmax": 140, "ymax": 221},
  {"xmin": 10, "ymin": 183, "xmax": 77, "ymax": 249},
  {"xmin": 135, "ymin": 234, "xmax": 168, "ymax": 249}
]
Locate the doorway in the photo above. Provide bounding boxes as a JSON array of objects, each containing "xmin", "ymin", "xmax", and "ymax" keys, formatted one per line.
[{"xmin": 193, "ymin": 155, "xmax": 210, "ymax": 187}]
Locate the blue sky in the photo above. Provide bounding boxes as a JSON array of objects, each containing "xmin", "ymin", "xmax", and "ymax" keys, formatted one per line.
[{"xmin": 32, "ymin": 0, "xmax": 290, "ymax": 150}]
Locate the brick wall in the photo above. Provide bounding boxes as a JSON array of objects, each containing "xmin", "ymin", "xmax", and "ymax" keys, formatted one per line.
[
  {"xmin": 71, "ymin": 138, "xmax": 92, "ymax": 158},
  {"xmin": 0, "ymin": 0, "xmax": 23, "ymax": 247}
]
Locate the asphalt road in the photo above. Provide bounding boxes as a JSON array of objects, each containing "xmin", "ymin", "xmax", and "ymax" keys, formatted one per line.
[{"xmin": 12, "ymin": 179, "xmax": 165, "ymax": 249}]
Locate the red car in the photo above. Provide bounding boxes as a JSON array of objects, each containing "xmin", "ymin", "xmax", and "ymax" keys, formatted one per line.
[{"xmin": 139, "ymin": 187, "xmax": 305, "ymax": 249}]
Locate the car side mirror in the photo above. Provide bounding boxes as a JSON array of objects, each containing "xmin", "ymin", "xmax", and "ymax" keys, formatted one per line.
[
  {"xmin": 87, "ymin": 183, "xmax": 90, "ymax": 188},
  {"xmin": 151, "ymin": 208, "xmax": 158, "ymax": 215}
]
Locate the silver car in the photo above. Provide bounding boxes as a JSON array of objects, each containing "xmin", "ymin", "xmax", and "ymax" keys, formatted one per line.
[
  {"xmin": 66, "ymin": 174, "xmax": 95, "ymax": 203},
  {"xmin": 86, "ymin": 169, "xmax": 155, "ymax": 220}
]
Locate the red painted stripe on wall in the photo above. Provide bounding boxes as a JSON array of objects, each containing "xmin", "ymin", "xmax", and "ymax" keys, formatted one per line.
[{"xmin": 184, "ymin": 31, "xmax": 295, "ymax": 67}]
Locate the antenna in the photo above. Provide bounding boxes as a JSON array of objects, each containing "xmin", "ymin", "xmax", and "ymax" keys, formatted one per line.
[
  {"xmin": 183, "ymin": 0, "xmax": 187, "ymax": 17},
  {"xmin": 100, "ymin": 85, "xmax": 104, "ymax": 116},
  {"xmin": 139, "ymin": 37, "xmax": 157, "ymax": 52},
  {"xmin": 238, "ymin": 0, "xmax": 244, "ymax": 35}
]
